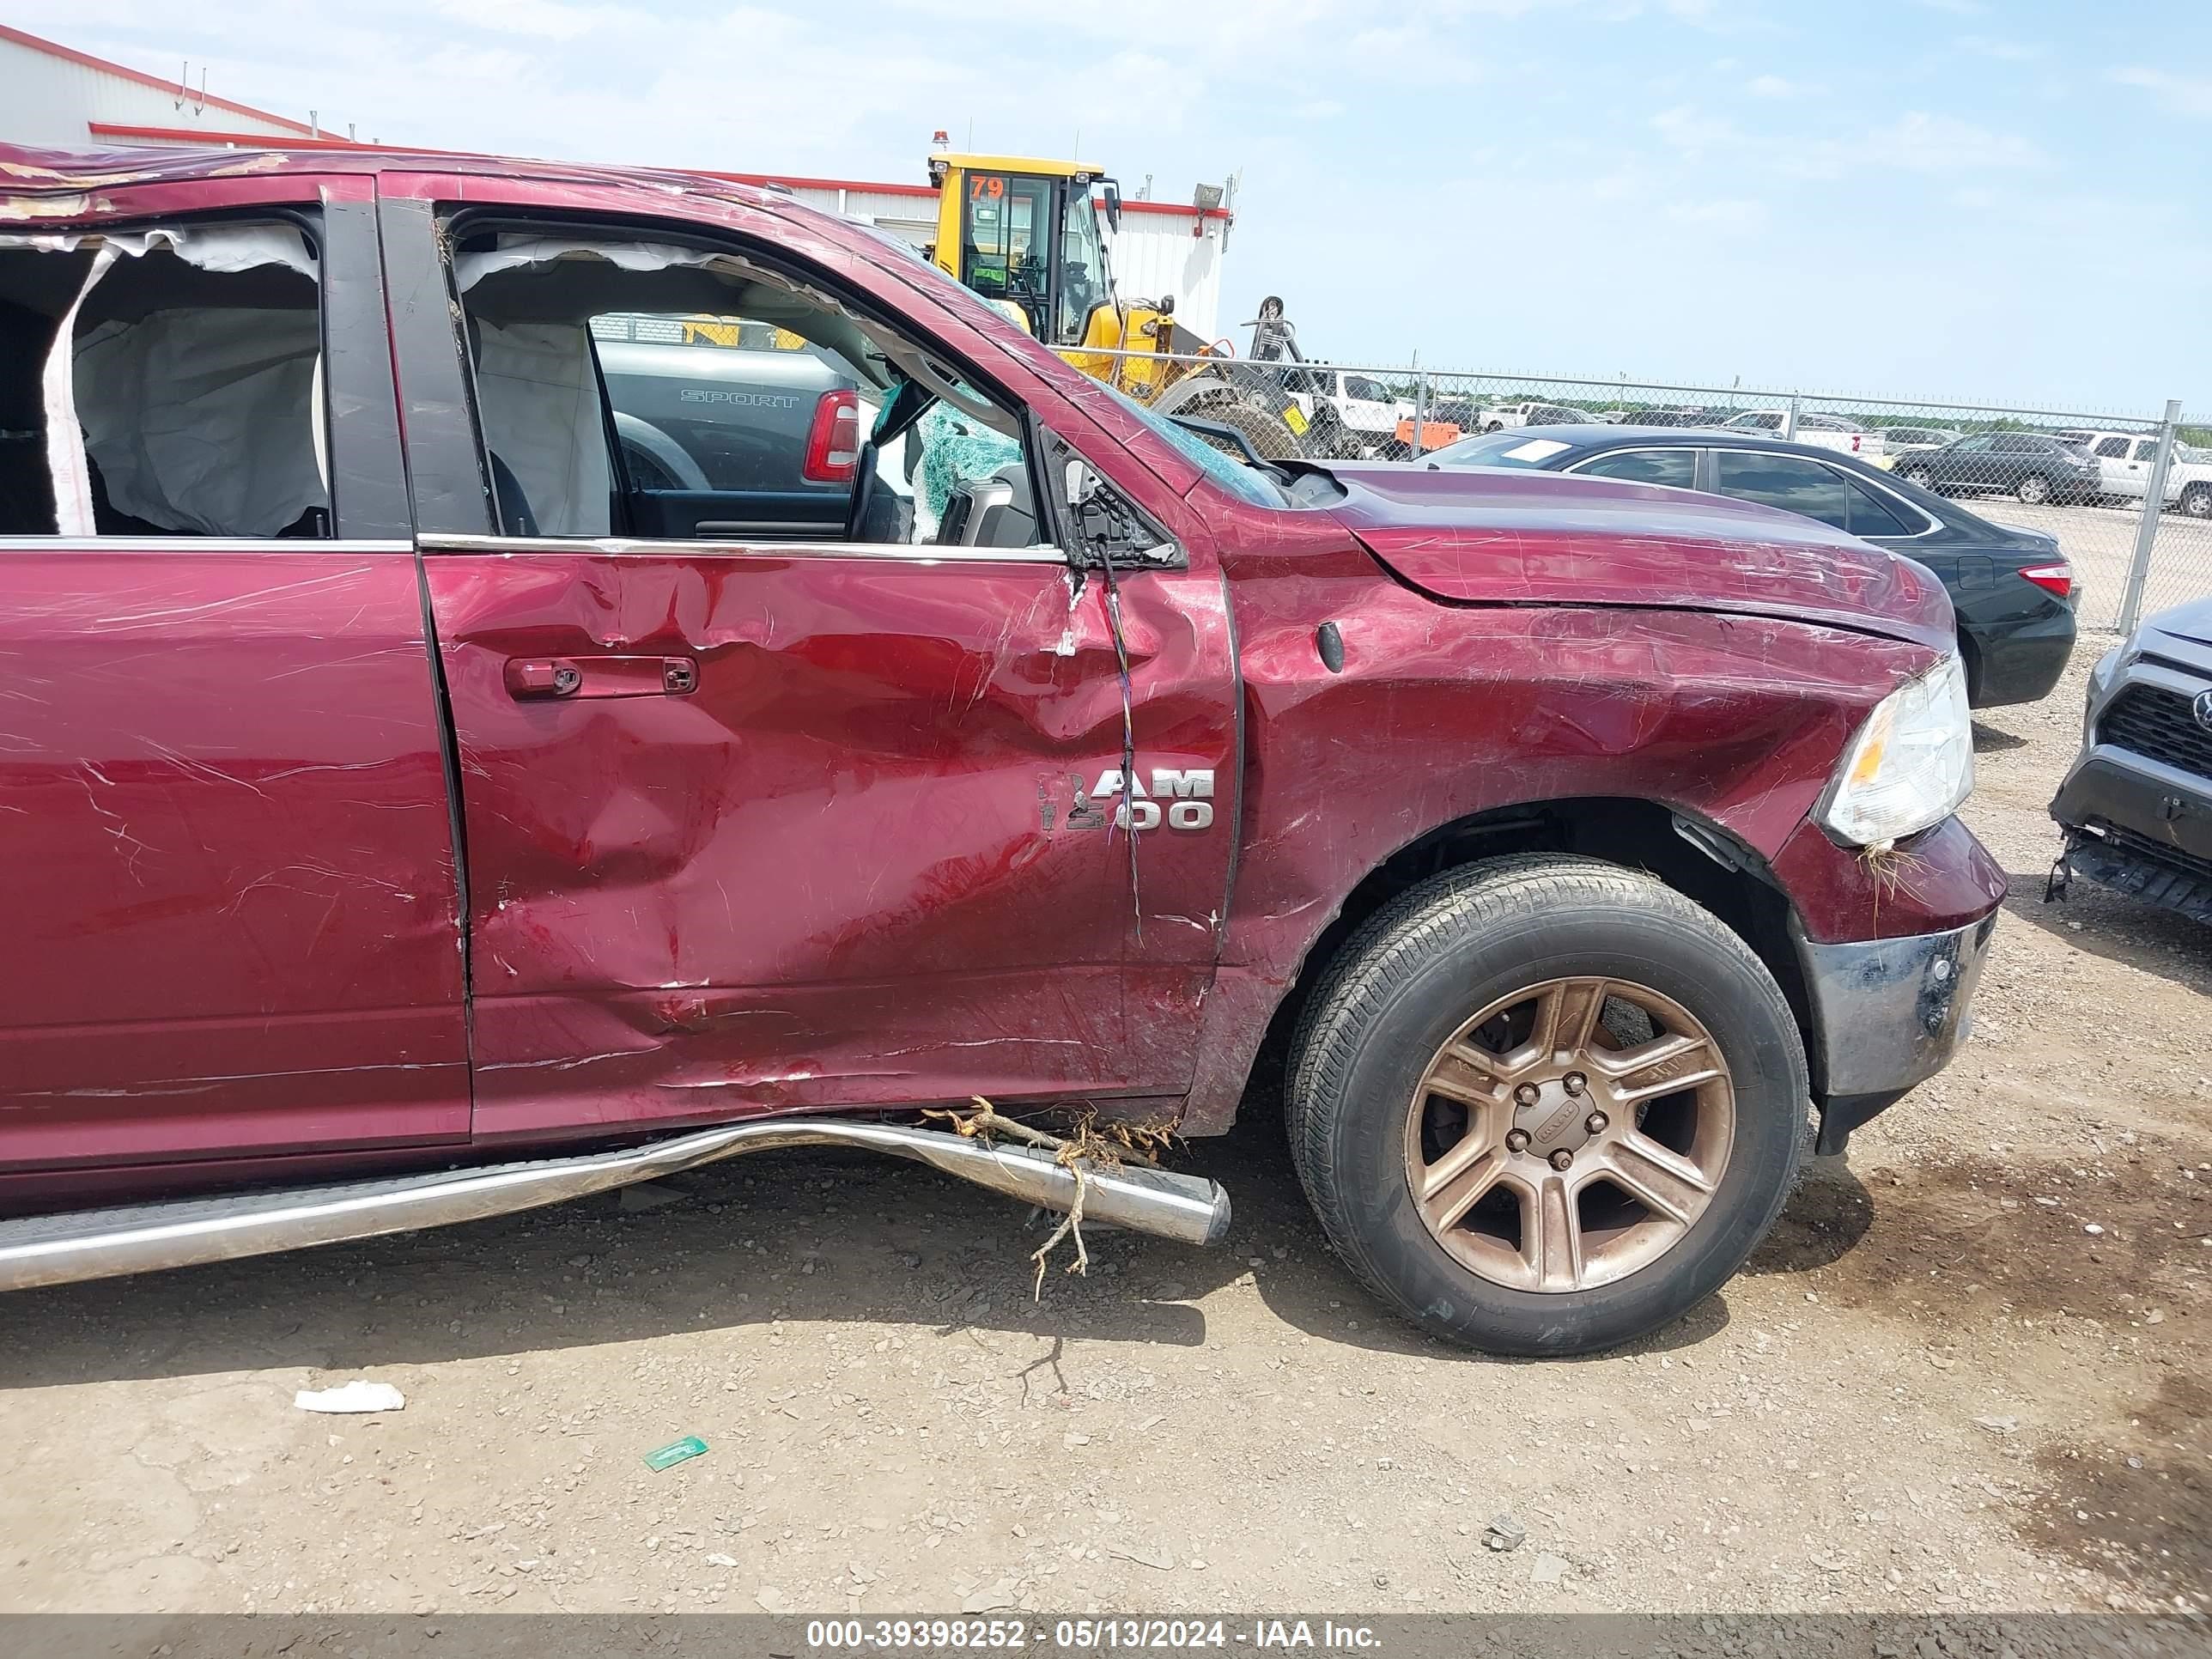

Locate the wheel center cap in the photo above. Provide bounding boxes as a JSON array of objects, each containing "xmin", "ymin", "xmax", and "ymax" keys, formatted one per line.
[{"xmin": 1515, "ymin": 1080, "xmax": 1593, "ymax": 1158}]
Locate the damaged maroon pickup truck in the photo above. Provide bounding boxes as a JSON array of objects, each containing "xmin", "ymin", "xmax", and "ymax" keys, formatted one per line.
[{"xmin": 0, "ymin": 145, "xmax": 2003, "ymax": 1355}]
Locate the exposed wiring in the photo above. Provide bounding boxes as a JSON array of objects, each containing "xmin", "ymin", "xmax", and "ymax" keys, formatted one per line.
[{"xmin": 1084, "ymin": 490, "xmax": 1144, "ymax": 946}]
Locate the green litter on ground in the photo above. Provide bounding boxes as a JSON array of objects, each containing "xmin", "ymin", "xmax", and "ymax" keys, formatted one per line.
[{"xmin": 643, "ymin": 1435, "xmax": 708, "ymax": 1471}]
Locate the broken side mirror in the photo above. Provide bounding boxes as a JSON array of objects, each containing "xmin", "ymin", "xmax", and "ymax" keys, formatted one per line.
[{"xmin": 1043, "ymin": 432, "xmax": 1176, "ymax": 568}]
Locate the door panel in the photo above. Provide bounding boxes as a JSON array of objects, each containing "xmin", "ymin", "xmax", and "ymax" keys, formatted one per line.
[
  {"xmin": 421, "ymin": 539, "xmax": 1237, "ymax": 1143},
  {"xmin": 628, "ymin": 487, "xmax": 842, "ymax": 541},
  {"xmin": 0, "ymin": 544, "xmax": 470, "ymax": 1169},
  {"xmin": 0, "ymin": 179, "xmax": 469, "ymax": 1176},
  {"xmin": 375, "ymin": 177, "xmax": 1239, "ymax": 1141}
]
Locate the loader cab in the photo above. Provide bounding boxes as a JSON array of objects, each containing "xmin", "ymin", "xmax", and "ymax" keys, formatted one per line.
[{"xmin": 927, "ymin": 152, "xmax": 1121, "ymax": 353}]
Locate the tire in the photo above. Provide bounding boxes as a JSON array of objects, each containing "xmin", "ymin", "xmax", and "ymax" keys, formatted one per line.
[
  {"xmin": 2015, "ymin": 472, "xmax": 2051, "ymax": 505},
  {"xmin": 1902, "ymin": 465, "xmax": 1937, "ymax": 490},
  {"xmin": 1482, "ymin": 420, "xmax": 1504, "ymax": 433},
  {"xmin": 1285, "ymin": 854, "xmax": 1807, "ymax": 1357},
  {"xmin": 2182, "ymin": 484, "xmax": 2212, "ymax": 520}
]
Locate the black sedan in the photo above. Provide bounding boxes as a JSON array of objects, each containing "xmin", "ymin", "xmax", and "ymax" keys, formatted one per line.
[
  {"xmin": 1424, "ymin": 426, "xmax": 2078, "ymax": 707},
  {"xmin": 1890, "ymin": 432, "xmax": 2102, "ymax": 506}
]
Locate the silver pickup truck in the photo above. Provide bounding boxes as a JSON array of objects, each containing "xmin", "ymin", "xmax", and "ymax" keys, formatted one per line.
[{"xmin": 592, "ymin": 315, "xmax": 859, "ymax": 538}]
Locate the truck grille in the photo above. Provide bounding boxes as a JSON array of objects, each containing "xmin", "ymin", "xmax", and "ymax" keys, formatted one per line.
[{"xmin": 2099, "ymin": 683, "xmax": 2212, "ymax": 778}]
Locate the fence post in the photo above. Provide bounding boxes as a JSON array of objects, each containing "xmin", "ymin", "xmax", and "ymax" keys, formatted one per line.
[
  {"xmin": 1784, "ymin": 392, "xmax": 1800, "ymax": 443},
  {"xmin": 1408, "ymin": 366, "xmax": 1429, "ymax": 459},
  {"xmin": 2115, "ymin": 398, "xmax": 2183, "ymax": 637}
]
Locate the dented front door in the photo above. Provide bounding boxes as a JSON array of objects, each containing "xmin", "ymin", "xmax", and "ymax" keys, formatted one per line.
[
  {"xmin": 415, "ymin": 544, "xmax": 1237, "ymax": 1141},
  {"xmin": 376, "ymin": 184, "xmax": 1236, "ymax": 1143}
]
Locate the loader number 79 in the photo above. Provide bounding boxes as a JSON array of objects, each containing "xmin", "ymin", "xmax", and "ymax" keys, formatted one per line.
[{"xmin": 970, "ymin": 174, "xmax": 1006, "ymax": 200}]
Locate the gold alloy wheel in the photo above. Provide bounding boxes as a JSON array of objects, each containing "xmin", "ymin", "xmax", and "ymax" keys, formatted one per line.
[{"xmin": 1401, "ymin": 976, "xmax": 1736, "ymax": 1293}]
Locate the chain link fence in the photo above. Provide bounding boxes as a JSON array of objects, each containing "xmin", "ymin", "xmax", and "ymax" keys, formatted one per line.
[{"xmin": 1064, "ymin": 346, "xmax": 2210, "ymax": 636}]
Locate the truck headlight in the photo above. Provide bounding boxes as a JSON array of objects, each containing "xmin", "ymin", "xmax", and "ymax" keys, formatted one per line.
[{"xmin": 1814, "ymin": 654, "xmax": 1974, "ymax": 848}]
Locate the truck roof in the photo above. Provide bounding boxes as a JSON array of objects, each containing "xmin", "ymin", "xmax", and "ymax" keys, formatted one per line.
[{"xmin": 0, "ymin": 140, "xmax": 840, "ymax": 232}]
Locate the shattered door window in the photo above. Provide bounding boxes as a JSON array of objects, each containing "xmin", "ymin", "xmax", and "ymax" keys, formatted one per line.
[
  {"xmin": 453, "ymin": 231, "xmax": 1045, "ymax": 551},
  {"xmin": 0, "ymin": 222, "xmax": 327, "ymax": 538}
]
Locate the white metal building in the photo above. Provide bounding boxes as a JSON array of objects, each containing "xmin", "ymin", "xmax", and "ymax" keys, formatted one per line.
[
  {"xmin": 0, "ymin": 25, "xmax": 1232, "ymax": 339},
  {"xmin": 0, "ymin": 24, "xmax": 319, "ymax": 149}
]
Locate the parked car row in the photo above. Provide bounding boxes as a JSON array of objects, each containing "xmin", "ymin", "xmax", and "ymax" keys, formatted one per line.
[
  {"xmin": 1876, "ymin": 425, "xmax": 1965, "ymax": 454},
  {"xmin": 2057, "ymin": 428, "xmax": 2212, "ymax": 517},
  {"xmin": 1403, "ymin": 404, "xmax": 2206, "ymax": 514},
  {"xmin": 1891, "ymin": 431, "xmax": 2105, "ymax": 506},
  {"xmin": 1715, "ymin": 410, "xmax": 1887, "ymax": 460},
  {"xmin": 1426, "ymin": 423, "xmax": 2078, "ymax": 709},
  {"xmin": 1475, "ymin": 400, "xmax": 1596, "ymax": 431}
]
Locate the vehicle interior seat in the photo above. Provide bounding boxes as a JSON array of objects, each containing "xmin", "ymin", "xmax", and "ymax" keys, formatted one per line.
[{"xmin": 489, "ymin": 451, "xmax": 540, "ymax": 538}]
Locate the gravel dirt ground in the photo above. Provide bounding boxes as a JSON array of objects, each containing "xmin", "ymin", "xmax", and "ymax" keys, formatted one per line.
[{"xmin": 3, "ymin": 648, "xmax": 2206, "ymax": 1622}]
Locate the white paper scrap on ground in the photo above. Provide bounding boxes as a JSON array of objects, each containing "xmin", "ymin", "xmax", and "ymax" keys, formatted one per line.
[{"xmin": 294, "ymin": 1380, "xmax": 406, "ymax": 1413}]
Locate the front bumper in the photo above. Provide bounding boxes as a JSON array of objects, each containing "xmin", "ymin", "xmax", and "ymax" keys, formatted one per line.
[
  {"xmin": 2050, "ymin": 748, "xmax": 2212, "ymax": 924},
  {"xmin": 1796, "ymin": 911, "xmax": 1998, "ymax": 1155}
]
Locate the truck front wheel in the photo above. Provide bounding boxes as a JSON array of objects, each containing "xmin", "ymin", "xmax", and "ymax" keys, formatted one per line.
[{"xmin": 1285, "ymin": 855, "xmax": 1807, "ymax": 1356}]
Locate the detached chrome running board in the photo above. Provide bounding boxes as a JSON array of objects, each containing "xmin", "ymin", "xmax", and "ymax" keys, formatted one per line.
[{"xmin": 0, "ymin": 1117, "xmax": 1232, "ymax": 1293}]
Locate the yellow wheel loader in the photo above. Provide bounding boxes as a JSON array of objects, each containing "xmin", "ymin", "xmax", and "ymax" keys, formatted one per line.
[{"xmin": 923, "ymin": 149, "xmax": 1345, "ymax": 462}]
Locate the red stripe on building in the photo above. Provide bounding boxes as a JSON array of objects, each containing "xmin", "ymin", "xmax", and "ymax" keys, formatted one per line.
[{"xmin": 3, "ymin": 25, "xmax": 317, "ymax": 136}]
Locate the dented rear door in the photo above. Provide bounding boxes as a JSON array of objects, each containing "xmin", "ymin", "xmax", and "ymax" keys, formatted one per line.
[
  {"xmin": 0, "ymin": 178, "xmax": 470, "ymax": 1179},
  {"xmin": 376, "ymin": 176, "xmax": 1237, "ymax": 1144}
]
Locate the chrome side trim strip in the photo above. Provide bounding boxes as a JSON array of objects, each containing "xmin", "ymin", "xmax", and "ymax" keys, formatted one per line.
[
  {"xmin": 0, "ymin": 538, "xmax": 416, "ymax": 555},
  {"xmin": 418, "ymin": 532, "xmax": 1073, "ymax": 566},
  {"xmin": 0, "ymin": 1115, "xmax": 1231, "ymax": 1292}
]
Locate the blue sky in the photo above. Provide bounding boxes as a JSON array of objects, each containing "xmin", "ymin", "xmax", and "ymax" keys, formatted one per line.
[{"xmin": 24, "ymin": 0, "xmax": 2211, "ymax": 415}]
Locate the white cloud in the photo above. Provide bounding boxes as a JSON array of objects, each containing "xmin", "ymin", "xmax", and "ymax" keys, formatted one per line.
[
  {"xmin": 1666, "ymin": 197, "xmax": 1765, "ymax": 228},
  {"xmin": 1344, "ymin": 23, "xmax": 1488, "ymax": 87},
  {"xmin": 1745, "ymin": 73, "xmax": 1792, "ymax": 98},
  {"xmin": 2108, "ymin": 66, "xmax": 2212, "ymax": 119},
  {"xmin": 1763, "ymin": 112, "xmax": 2042, "ymax": 179},
  {"xmin": 1955, "ymin": 33, "xmax": 2046, "ymax": 63},
  {"xmin": 1650, "ymin": 104, "xmax": 1740, "ymax": 154},
  {"xmin": 428, "ymin": 0, "xmax": 641, "ymax": 40},
  {"xmin": 1856, "ymin": 111, "xmax": 2041, "ymax": 172}
]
